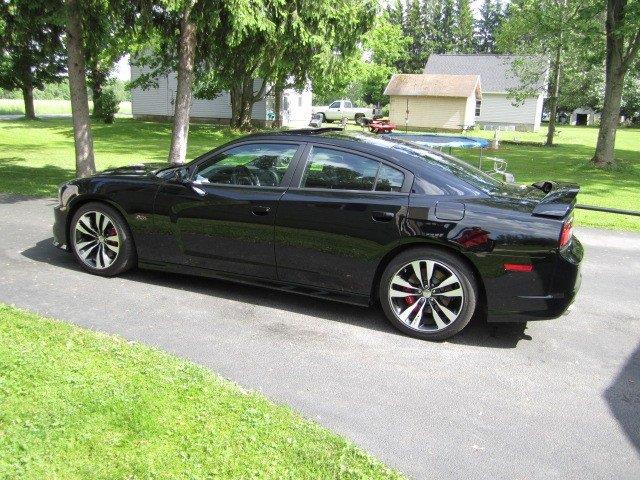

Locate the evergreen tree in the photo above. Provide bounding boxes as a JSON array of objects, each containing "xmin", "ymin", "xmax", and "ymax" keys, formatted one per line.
[
  {"xmin": 400, "ymin": 0, "xmax": 428, "ymax": 72},
  {"xmin": 475, "ymin": 0, "xmax": 498, "ymax": 53},
  {"xmin": 454, "ymin": 0, "xmax": 475, "ymax": 53},
  {"xmin": 438, "ymin": 0, "xmax": 456, "ymax": 53}
]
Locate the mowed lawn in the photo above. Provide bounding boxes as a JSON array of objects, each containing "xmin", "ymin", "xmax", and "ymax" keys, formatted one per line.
[
  {"xmin": 0, "ymin": 117, "xmax": 638, "ymax": 230},
  {"xmin": 0, "ymin": 304, "xmax": 403, "ymax": 480},
  {"xmin": 0, "ymin": 98, "xmax": 132, "ymax": 116},
  {"xmin": 451, "ymin": 126, "xmax": 640, "ymax": 231}
]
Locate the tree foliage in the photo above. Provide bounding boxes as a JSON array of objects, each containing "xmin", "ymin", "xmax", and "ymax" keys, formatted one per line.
[{"xmin": 0, "ymin": 0, "xmax": 67, "ymax": 118}]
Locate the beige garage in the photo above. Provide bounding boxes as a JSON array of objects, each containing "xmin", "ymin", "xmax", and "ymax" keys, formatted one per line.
[{"xmin": 384, "ymin": 73, "xmax": 482, "ymax": 130}]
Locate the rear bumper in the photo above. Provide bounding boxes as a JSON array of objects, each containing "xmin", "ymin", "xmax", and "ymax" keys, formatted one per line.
[
  {"xmin": 487, "ymin": 236, "xmax": 583, "ymax": 323},
  {"xmin": 52, "ymin": 205, "xmax": 69, "ymax": 250}
]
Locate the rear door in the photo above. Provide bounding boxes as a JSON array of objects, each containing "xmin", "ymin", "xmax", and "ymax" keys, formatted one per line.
[
  {"xmin": 154, "ymin": 141, "xmax": 304, "ymax": 279},
  {"xmin": 274, "ymin": 144, "xmax": 412, "ymax": 295}
]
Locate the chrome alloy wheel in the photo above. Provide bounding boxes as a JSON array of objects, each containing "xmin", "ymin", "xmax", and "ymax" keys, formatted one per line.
[
  {"xmin": 73, "ymin": 211, "xmax": 120, "ymax": 270},
  {"xmin": 388, "ymin": 260, "xmax": 464, "ymax": 332}
]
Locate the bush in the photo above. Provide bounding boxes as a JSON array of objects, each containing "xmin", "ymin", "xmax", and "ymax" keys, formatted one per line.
[{"xmin": 93, "ymin": 89, "xmax": 119, "ymax": 124}]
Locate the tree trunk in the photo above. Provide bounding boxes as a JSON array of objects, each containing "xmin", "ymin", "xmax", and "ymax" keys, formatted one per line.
[
  {"xmin": 545, "ymin": 41, "xmax": 562, "ymax": 147},
  {"xmin": 168, "ymin": 2, "xmax": 196, "ymax": 165},
  {"xmin": 273, "ymin": 83, "xmax": 283, "ymax": 128},
  {"xmin": 230, "ymin": 79, "xmax": 256, "ymax": 131},
  {"xmin": 22, "ymin": 85, "xmax": 36, "ymax": 120},
  {"xmin": 65, "ymin": 0, "xmax": 96, "ymax": 178},
  {"xmin": 592, "ymin": 67, "xmax": 625, "ymax": 166},
  {"xmin": 592, "ymin": 0, "xmax": 628, "ymax": 167}
]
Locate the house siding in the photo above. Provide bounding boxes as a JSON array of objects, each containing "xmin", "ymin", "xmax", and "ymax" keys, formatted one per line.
[
  {"xmin": 389, "ymin": 95, "xmax": 470, "ymax": 130},
  {"xmin": 477, "ymin": 92, "xmax": 542, "ymax": 131},
  {"xmin": 131, "ymin": 64, "xmax": 267, "ymax": 123}
]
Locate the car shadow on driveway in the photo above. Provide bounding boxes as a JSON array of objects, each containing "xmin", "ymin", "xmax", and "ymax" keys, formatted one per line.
[{"xmin": 21, "ymin": 237, "xmax": 532, "ymax": 349}]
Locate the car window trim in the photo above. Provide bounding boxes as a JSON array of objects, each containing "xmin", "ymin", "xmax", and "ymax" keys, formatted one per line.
[
  {"xmin": 187, "ymin": 140, "xmax": 306, "ymax": 189},
  {"xmin": 290, "ymin": 142, "xmax": 413, "ymax": 194}
]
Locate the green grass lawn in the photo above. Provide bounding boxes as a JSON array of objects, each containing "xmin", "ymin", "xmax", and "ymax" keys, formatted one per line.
[
  {"xmin": 0, "ymin": 99, "xmax": 132, "ymax": 116},
  {"xmin": 0, "ymin": 304, "xmax": 403, "ymax": 479},
  {"xmin": 0, "ymin": 117, "xmax": 638, "ymax": 231}
]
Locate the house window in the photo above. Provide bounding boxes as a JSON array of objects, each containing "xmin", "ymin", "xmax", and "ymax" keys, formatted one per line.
[
  {"xmin": 475, "ymin": 100, "xmax": 482, "ymax": 117},
  {"xmin": 298, "ymin": 96, "xmax": 302, "ymax": 107}
]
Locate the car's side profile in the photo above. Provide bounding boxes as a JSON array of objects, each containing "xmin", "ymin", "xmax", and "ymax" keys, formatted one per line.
[{"xmin": 53, "ymin": 129, "xmax": 583, "ymax": 340}]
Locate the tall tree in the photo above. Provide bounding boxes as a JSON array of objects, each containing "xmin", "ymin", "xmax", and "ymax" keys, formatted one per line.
[
  {"xmin": 167, "ymin": 0, "xmax": 196, "ymax": 164},
  {"xmin": 476, "ymin": 0, "xmax": 504, "ymax": 53},
  {"xmin": 65, "ymin": 0, "xmax": 96, "ymax": 177},
  {"xmin": 0, "ymin": 0, "xmax": 66, "ymax": 119},
  {"xmin": 592, "ymin": 0, "xmax": 640, "ymax": 166},
  {"xmin": 454, "ymin": 0, "xmax": 475, "ymax": 53},
  {"xmin": 497, "ymin": 0, "xmax": 596, "ymax": 146},
  {"xmin": 195, "ymin": 0, "xmax": 376, "ymax": 129},
  {"xmin": 399, "ymin": 0, "xmax": 428, "ymax": 72},
  {"xmin": 83, "ymin": 0, "xmax": 136, "ymax": 104}
]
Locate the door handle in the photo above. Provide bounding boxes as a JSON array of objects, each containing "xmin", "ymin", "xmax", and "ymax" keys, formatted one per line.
[
  {"xmin": 251, "ymin": 205, "xmax": 271, "ymax": 216},
  {"xmin": 372, "ymin": 211, "xmax": 395, "ymax": 222}
]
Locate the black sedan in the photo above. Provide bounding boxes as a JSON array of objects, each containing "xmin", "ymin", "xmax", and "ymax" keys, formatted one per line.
[{"xmin": 53, "ymin": 129, "xmax": 583, "ymax": 340}]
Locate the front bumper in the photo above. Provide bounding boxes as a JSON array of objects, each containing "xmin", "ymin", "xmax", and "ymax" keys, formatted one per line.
[
  {"xmin": 52, "ymin": 205, "xmax": 69, "ymax": 250},
  {"xmin": 487, "ymin": 236, "xmax": 583, "ymax": 322}
]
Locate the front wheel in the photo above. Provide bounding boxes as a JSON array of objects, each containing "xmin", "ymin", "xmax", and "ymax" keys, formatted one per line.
[
  {"xmin": 70, "ymin": 202, "xmax": 136, "ymax": 277},
  {"xmin": 379, "ymin": 248, "xmax": 478, "ymax": 340}
]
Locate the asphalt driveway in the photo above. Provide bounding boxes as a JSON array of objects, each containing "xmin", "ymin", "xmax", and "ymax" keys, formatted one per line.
[{"xmin": 1, "ymin": 194, "xmax": 639, "ymax": 479}]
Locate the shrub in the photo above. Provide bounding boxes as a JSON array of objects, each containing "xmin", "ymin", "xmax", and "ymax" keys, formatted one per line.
[{"xmin": 93, "ymin": 89, "xmax": 119, "ymax": 124}]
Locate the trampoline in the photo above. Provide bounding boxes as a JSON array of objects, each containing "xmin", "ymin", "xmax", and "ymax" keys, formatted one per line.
[{"xmin": 388, "ymin": 133, "xmax": 489, "ymax": 149}]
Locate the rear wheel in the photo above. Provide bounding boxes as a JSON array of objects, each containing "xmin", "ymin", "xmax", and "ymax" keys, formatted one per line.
[
  {"xmin": 379, "ymin": 248, "xmax": 477, "ymax": 340},
  {"xmin": 355, "ymin": 113, "xmax": 366, "ymax": 126},
  {"xmin": 69, "ymin": 202, "xmax": 136, "ymax": 277}
]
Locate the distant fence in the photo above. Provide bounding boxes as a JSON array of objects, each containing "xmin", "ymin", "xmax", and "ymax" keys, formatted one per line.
[{"xmin": 575, "ymin": 204, "xmax": 640, "ymax": 217}]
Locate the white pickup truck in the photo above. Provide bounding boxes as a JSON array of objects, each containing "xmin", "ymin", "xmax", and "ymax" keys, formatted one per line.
[{"xmin": 312, "ymin": 100, "xmax": 377, "ymax": 125}]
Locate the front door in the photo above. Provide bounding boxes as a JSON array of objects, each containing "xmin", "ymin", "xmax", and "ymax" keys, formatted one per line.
[{"xmin": 154, "ymin": 141, "xmax": 303, "ymax": 279}]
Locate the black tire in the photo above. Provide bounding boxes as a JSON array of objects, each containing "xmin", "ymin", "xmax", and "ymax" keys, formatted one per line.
[
  {"xmin": 355, "ymin": 113, "xmax": 366, "ymax": 126},
  {"xmin": 378, "ymin": 248, "xmax": 478, "ymax": 340},
  {"xmin": 319, "ymin": 113, "xmax": 327, "ymax": 124},
  {"xmin": 69, "ymin": 202, "xmax": 137, "ymax": 277}
]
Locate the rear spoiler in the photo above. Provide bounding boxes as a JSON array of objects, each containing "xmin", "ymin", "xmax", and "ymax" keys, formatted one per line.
[{"xmin": 531, "ymin": 181, "xmax": 580, "ymax": 218}]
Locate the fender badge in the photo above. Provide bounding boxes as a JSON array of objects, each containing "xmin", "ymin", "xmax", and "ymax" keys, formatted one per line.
[{"xmin": 134, "ymin": 213, "xmax": 148, "ymax": 221}]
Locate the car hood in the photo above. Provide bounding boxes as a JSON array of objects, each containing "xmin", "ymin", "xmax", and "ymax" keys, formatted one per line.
[{"xmin": 97, "ymin": 163, "xmax": 166, "ymax": 178}]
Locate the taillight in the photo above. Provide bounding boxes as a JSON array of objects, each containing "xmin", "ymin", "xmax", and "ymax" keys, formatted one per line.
[{"xmin": 559, "ymin": 219, "xmax": 573, "ymax": 247}]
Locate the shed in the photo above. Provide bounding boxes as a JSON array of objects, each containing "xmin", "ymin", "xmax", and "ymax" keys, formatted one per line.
[{"xmin": 384, "ymin": 73, "xmax": 482, "ymax": 130}]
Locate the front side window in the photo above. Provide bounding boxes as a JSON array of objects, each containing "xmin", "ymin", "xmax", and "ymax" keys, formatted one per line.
[
  {"xmin": 329, "ymin": 101, "xmax": 341, "ymax": 109},
  {"xmin": 194, "ymin": 143, "xmax": 298, "ymax": 187}
]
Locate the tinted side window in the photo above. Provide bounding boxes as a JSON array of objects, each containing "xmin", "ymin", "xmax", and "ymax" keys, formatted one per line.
[
  {"xmin": 344, "ymin": 101, "xmax": 352, "ymax": 108},
  {"xmin": 194, "ymin": 143, "xmax": 298, "ymax": 187},
  {"xmin": 301, "ymin": 147, "xmax": 379, "ymax": 191},
  {"xmin": 329, "ymin": 101, "xmax": 340, "ymax": 108},
  {"xmin": 375, "ymin": 164, "xmax": 404, "ymax": 192}
]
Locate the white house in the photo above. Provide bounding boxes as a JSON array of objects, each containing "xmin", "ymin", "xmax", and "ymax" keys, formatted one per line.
[
  {"xmin": 130, "ymin": 64, "xmax": 313, "ymax": 128},
  {"xmin": 424, "ymin": 54, "xmax": 547, "ymax": 131},
  {"xmin": 384, "ymin": 73, "xmax": 482, "ymax": 130}
]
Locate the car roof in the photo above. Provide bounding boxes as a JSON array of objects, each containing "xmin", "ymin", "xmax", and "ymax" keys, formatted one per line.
[{"xmin": 230, "ymin": 129, "xmax": 434, "ymax": 172}]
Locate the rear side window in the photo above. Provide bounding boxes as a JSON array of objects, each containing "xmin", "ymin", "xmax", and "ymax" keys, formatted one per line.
[
  {"xmin": 300, "ymin": 146, "xmax": 404, "ymax": 192},
  {"xmin": 375, "ymin": 164, "xmax": 404, "ymax": 192}
]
